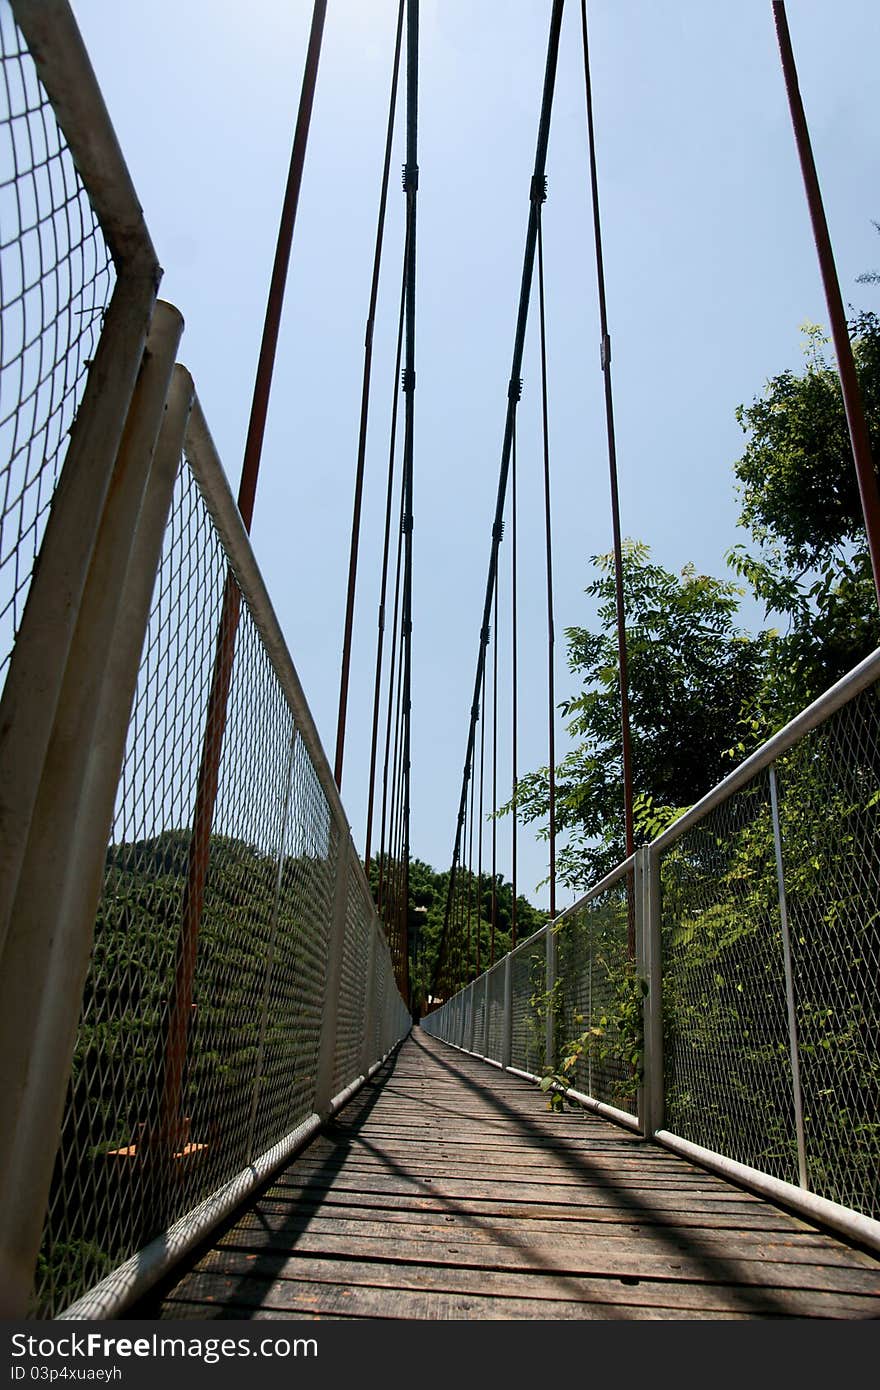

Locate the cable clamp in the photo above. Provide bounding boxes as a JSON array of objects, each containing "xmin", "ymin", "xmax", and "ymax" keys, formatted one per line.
[
  {"xmin": 403, "ymin": 512, "xmax": 414, "ymax": 534},
  {"xmin": 600, "ymin": 333, "xmax": 611, "ymax": 369},
  {"xmin": 508, "ymin": 377, "xmax": 523, "ymax": 402},
  {"xmin": 530, "ymin": 173, "xmax": 548, "ymax": 204},
  {"xmin": 492, "ymin": 520, "xmax": 505, "ymax": 542},
  {"xmin": 401, "ymin": 367, "xmax": 415, "ymax": 393},
  {"xmin": 402, "ymin": 162, "xmax": 419, "ymax": 192},
  {"xmin": 480, "ymin": 625, "xmax": 490, "ymax": 645}
]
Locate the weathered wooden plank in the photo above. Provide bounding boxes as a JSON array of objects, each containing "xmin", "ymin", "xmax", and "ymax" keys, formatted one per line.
[
  {"xmin": 158, "ymin": 1286, "xmax": 762, "ymax": 1321},
  {"xmin": 189, "ymin": 1231, "xmax": 880, "ymax": 1293},
  {"xmin": 266, "ymin": 1170, "xmax": 779, "ymax": 1211},
  {"xmin": 213, "ymin": 1210, "xmax": 872, "ymax": 1268},
  {"xmin": 151, "ymin": 1029, "xmax": 880, "ymax": 1321},
  {"xmin": 160, "ymin": 1262, "xmax": 880, "ymax": 1320},
  {"xmin": 247, "ymin": 1192, "xmax": 815, "ymax": 1235}
]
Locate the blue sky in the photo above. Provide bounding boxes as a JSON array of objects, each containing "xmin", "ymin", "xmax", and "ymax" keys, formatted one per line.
[{"xmin": 72, "ymin": 0, "xmax": 880, "ymax": 909}]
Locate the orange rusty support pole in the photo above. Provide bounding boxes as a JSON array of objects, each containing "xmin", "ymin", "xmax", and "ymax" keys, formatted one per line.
[
  {"xmin": 772, "ymin": 0, "xmax": 880, "ymax": 610},
  {"xmin": 157, "ymin": 0, "xmax": 327, "ymax": 1147}
]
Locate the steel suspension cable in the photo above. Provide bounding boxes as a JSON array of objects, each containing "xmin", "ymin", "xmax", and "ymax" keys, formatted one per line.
[
  {"xmin": 476, "ymin": 663, "xmax": 486, "ymax": 977},
  {"xmin": 772, "ymin": 1, "xmax": 880, "ymax": 609},
  {"xmin": 400, "ymin": 0, "xmax": 419, "ymax": 999},
  {"xmin": 334, "ymin": 0, "xmax": 406, "ymax": 790},
  {"xmin": 511, "ymin": 417, "xmax": 518, "ymax": 951},
  {"xmin": 434, "ymin": 0, "xmax": 565, "ymax": 993},
  {"xmin": 466, "ymin": 734, "xmax": 476, "ymax": 977},
  {"xmin": 158, "ymin": 0, "xmax": 328, "ymax": 1145},
  {"xmin": 490, "ymin": 565, "xmax": 499, "ymax": 967},
  {"xmin": 376, "ymin": 464, "xmax": 406, "ymax": 917},
  {"xmin": 580, "ymin": 0, "xmax": 635, "ymax": 956},
  {"xmin": 364, "ymin": 248, "xmax": 408, "ymax": 877},
  {"xmin": 535, "ymin": 185, "xmax": 558, "ymax": 921}
]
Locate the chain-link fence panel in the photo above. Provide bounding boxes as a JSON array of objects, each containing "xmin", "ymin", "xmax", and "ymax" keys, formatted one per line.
[
  {"xmin": 485, "ymin": 960, "xmax": 505, "ymax": 1062},
  {"xmin": 660, "ymin": 774, "xmax": 797, "ymax": 1183},
  {"xmin": 0, "ymin": 3, "xmax": 114, "ymax": 688},
  {"xmin": 773, "ymin": 679, "xmax": 880, "ymax": 1218},
  {"xmin": 471, "ymin": 979, "xmax": 486, "ymax": 1054},
  {"xmin": 510, "ymin": 930, "xmax": 546, "ymax": 1075},
  {"xmin": 332, "ymin": 858, "xmax": 373, "ymax": 1097},
  {"xmin": 31, "ymin": 450, "xmax": 406, "ymax": 1317},
  {"xmin": 554, "ymin": 876, "xmax": 636, "ymax": 1114},
  {"xmin": 33, "ymin": 459, "xmax": 227, "ymax": 1317}
]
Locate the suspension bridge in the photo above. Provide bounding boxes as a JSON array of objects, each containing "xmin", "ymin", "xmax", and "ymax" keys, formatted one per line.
[{"xmin": 0, "ymin": 0, "xmax": 878, "ymax": 1322}]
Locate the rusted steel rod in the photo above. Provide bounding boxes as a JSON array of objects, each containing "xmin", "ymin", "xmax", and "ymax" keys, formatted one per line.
[
  {"xmin": 772, "ymin": 0, "xmax": 880, "ymax": 609},
  {"xmin": 335, "ymin": 0, "xmax": 406, "ymax": 789},
  {"xmin": 158, "ymin": 0, "xmax": 327, "ymax": 1147},
  {"xmin": 435, "ymin": 0, "xmax": 565, "ymax": 993},
  {"xmin": 536, "ymin": 196, "xmax": 558, "ymax": 921},
  {"xmin": 580, "ymin": 0, "xmax": 635, "ymax": 956}
]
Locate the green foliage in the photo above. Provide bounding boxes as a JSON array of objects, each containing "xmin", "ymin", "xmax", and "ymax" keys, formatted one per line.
[
  {"xmin": 503, "ymin": 543, "xmax": 771, "ymax": 889},
  {"xmin": 728, "ymin": 312, "xmax": 880, "ymax": 725},
  {"xmin": 36, "ymin": 830, "xmax": 332, "ymax": 1315},
  {"xmin": 538, "ymin": 956, "xmax": 648, "ymax": 1112},
  {"xmin": 378, "ymin": 857, "xmax": 546, "ymax": 1008}
]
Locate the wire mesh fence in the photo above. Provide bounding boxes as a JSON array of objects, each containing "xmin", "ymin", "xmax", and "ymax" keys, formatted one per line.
[
  {"xmin": 659, "ymin": 775, "xmax": 798, "ymax": 1181},
  {"xmin": 659, "ymin": 675, "xmax": 880, "ymax": 1217},
  {"xmin": 424, "ymin": 659, "xmax": 880, "ymax": 1226},
  {"xmin": 775, "ymin": 680, "xmax": 880, "ymax": 1217},
  {"xmin": 32, "ymin": 442, "xmax": 409, "ymax": 1317},
  {"xmin": 509, "ymin": 930, "xmax": 546, "ymax": 1075},
  {"xmin": 0, "ymin": 2, "xmax": 114, "ymax": 688},
  {"xmin": 554, "ymin": 873, "xmax": 637, "ymax": 1114}
]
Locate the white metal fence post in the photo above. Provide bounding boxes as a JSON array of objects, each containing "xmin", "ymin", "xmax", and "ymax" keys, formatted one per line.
[
  {"xmin": 545, "ymin": 923, "xmax": 556, "ymax": 1070},
  {"xmin": 483, "ymin": 972, "xmax": 491, "ymax": 1058},
  {"xmin": 0, "ymin": 306, "xmax": 185, "ymax": 1316},
  {"xmin": 314, "ymin": 831, "xmax": 352, "ymax": 1121},
  {"xmin": 636, "ymin": 845, "xmax": 664, "ymax": 1138},
  {"xmin": 501, "ymin": 953, "xmax": 513, "ymax": 1069},
  {"xmin": 769, "ymin": 763, "xmax": 809, "ymax": 1190},
  {"xmin": 358, "ymin": 925, "xmax": 380, "ymax": 1077}
]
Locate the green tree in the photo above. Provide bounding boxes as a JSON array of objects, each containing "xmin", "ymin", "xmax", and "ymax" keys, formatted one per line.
[
  {"xmin": 728, "ymin": 313, "xmax": 880, "ymax": 725},
  {"xmin": 399, "ymin": 857, "xmax": 546, "ymax": 1004},
  {"xmin": 506, "ymin": 542, "xmax": 772, "ymax": 890}
]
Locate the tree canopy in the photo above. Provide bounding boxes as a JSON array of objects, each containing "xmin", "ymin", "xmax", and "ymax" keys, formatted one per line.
[
  {"xmin": 504, "ymin": 543, "xmax": 772, "ymax": 889},
  {"xmin": 504, "ymin": 302, "xmax": 880, "ymax": 894},
  {"xmin": 728, "ymin": 311, "xmax": 880, "ymax": 723}
]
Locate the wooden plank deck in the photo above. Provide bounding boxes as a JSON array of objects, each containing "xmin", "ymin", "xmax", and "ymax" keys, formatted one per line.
[{"xmin": 140, "ymin": 1028, "xmax": 880, "ymax": 1320}]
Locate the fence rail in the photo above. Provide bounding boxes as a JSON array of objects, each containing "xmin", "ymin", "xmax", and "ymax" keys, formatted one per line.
[
  {"xmin": 0, "ymin": 2, "xmax": 409, "ymax": 1320},
  {"xmin": 424, "ymin": 646, "xmax": 880, "ymax": 1251}
]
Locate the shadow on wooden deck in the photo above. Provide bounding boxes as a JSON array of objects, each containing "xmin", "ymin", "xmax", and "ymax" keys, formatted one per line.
[{"xmin": 131, "ymin": 1028, "xmax": 880, "ymax": 1320}]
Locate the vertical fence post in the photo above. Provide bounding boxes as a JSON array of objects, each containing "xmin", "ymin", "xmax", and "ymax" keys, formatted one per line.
[
  {"xmin": 358, "ymin": 925, "xmax": 379, "ymax": 1078},
  {"xmin": 245, "ymin": 727, "xmax": 298, "ymax": 1163},
  {"xmin": 0, "ymin": 305, "xmax": 184, "ymax": 1316},
  {"xmin": 636, "ymin": 846, "xmax": 664, "ymax": 1138},
  {"xmin": 769, "ymin": 763, "xmax": 809, "ymax": 1190},
  {"xmin": 545, "ymin": 923, "xmax": 556, "ymax": 1070},
  {"xmin": 315, "ymin": 829, "xmax": 352, "ymax": 1120},
  {"xmin": 482, "ymin": 972, "xmax": 491, "ymax": 1058},
  {"xmin": 0, "ymin": 275, "xmax": 158, "ymax": 965},
  {"xmin": 501, "ymin": 953, "xmax": 513, "ymax": 1069}
]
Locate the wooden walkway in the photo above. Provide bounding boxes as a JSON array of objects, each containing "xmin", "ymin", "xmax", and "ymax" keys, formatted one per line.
[{"xmin": 141, "ymin": 1029, "xmax": 880, "ymax": 1320}]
